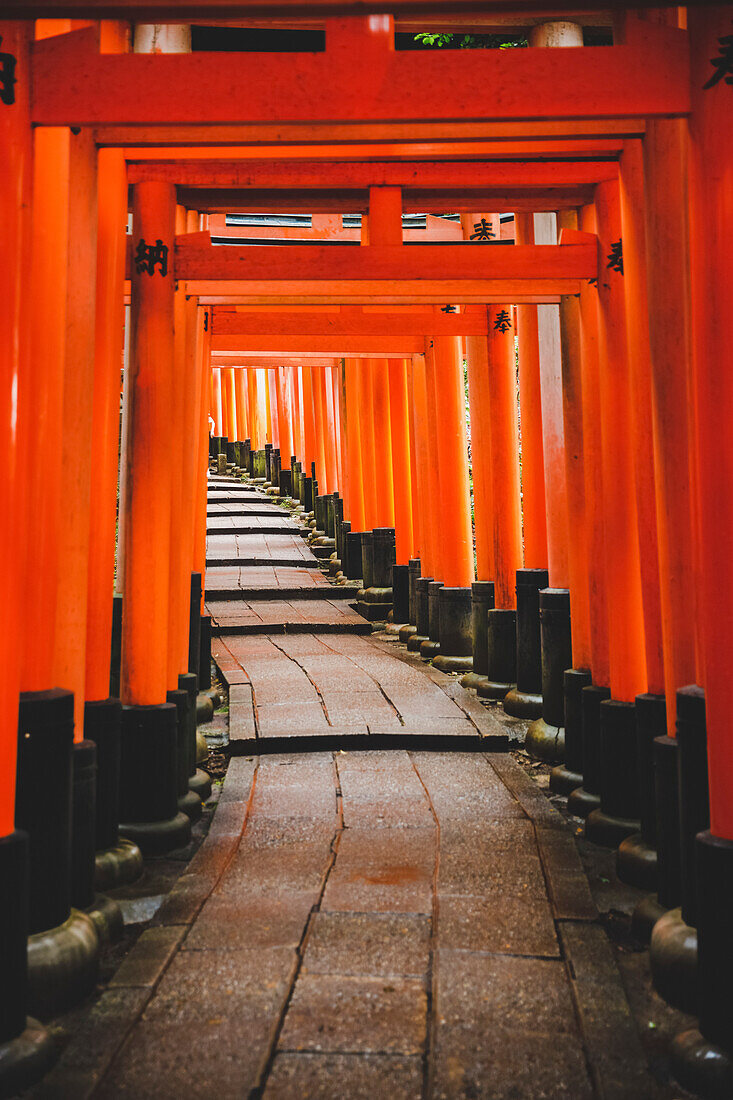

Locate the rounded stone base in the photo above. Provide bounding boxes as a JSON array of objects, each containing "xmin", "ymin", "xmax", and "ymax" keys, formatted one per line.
[
  {"xmin": 503, "ymin": 687, "xmax": 543, "ymax": 719},
  {"xmin": 585, "ymin": 808, "xmax": 640, "ymax": 849},
  {"xmin": 419, "ymin": 639, "xmax": 440, "ymax": 660},
  {"xmin": 189, "ymin": 768, "xmax": 212, "ymax": 802},
  {"xmin": 567, "ymin": 786, "xmax": 601, "ymax": 819},
  {"xmin": 406, "ymin": 631, "xmax": 426, "ymax": 651},
  {"xmin": 196, "ymin": 730, "xmax": 209, "ymax": 763},
  {"xmin": 119, "ymin": 810, "xmax": 192, "ymax": 857},
  {"xmin": 617, "ymin": 832, "xmax": 658, "ymax": 892},
  {"xmin": 86, "ymin": 893, "xmax": 124, "ymax": 945},
  {"xmin": 384, "ymin": 623, "xmax": 406, "ymax": 636},
  {"xmin": 398, "ymin": 625, "xmax": 418, "ymax": 643},
  {"xmin": 632, "ymin": 894, "xmax": 668, "ymax": 944},
  {"xmin": 549, "ymin": 764, "xmax": 583, "ymax": 796},
  {"xmin": 650, "ymin": 906, "xmax": 698, "ymax": 1014},
  {"xmin": 27, "ymin": 909, "xmax": 100, "ymax": 1019},
  {"xmin": 460, "ymin": 671, "xmax": 489, "ymax": 692},
  {"xmin": 525, "ymin": 718, "xmax": 565, "ymax": 764},
  {"xmin": 196, "ymin": 694, "xmax": 214, "ymax": 725},
  {"xmin": 0, "ymin": 1018, "xmax": 57, "ymax": 1099},
  {"xmin": 477, "ymin": 679, "xmax": 514, "ymax": 701},
  {"xmin": 178, "ymin": 788, "xmax": 203, "ymax": 823},
  {"xmin": 433, "ymin": 654, "xmax": 473, "ymax": 674},
  {"xmin": 671, "ymin": 1029, "xmax": 733, "ymax": 1100},
  {"xmin": 95, "ymin": 838, "xmax": 144, "ymax": 891}
]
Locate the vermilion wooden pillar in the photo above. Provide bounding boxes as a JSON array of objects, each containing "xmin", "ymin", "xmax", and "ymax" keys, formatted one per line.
[
  {"xmin": 247, "ymin": 368, "xmax": 260, "ymax": 450},
  {"xmin": 267, "ymin": 368, "xmax": 279, "ymax": 449},
  {"xmin": 594, "ymin": 179, "xmax": 647, "ymax": 704},
  {"xmin": 411, "ymin": 355, "xmax": 432, "ymax": 576},
  {"xmin": 211, "ymin": 368, "xmax": 223, "ymax": 437},
  {"xmin": 292, "ymin": 366, "xmax": 303, "ymax": 464},
  {"xmin": 311, "ymin": 366, "xmax": 328, "ymax": 490},
  {"xmin": 358, "ymin": 359, "xmax": 378, "ymax": 529},
  {"xmin": 0, "ymin": 20, "xmax": 32, "ymax": 835},
  {"xmin": 275, "ymin": 366, "xmax": 293, "ymax": 464},
  {"xmin": 193, "ymin": 310, "xmax": 211, "ymax": 598},
  {"xmin": 487, "ymin": 308, "xmax": 523, "ymax": 606},
  {"xmin": 332, "ymin": 365, "xmax": 345, "ymax": 495},
  {"xmin": 322, "ymin": 364, "xmax": 339, "ymax": 493},
  {"xmin": 428, "ymin": 335, "xmax": 473, "ymax": 587},
  {"xmin": 344, "ymin": 358, "xmax": 365, "ymax": 532},
  {"xmin": 514, "ymin": 213, "xmax": 549, "ymax": 569},
  {"xmin": 235, "ymin": 368, "xmax": 248, "ymax": 442},
  {"xmin": 301, "ymin": 365, "xmax": 316, "ymax": 477},
  {"xmin": 406, "ymin": 360, "xmax": 421, "ymax": 558},
  {"xmin": 220, "ymin": 364, "xmax": 231, "ymax": 441},
  {"xmin": 224, "ymin": 368, "xmax": 237, "ymax": 444},
  {"xmin": 387, "ymin": 358, "xmax": 414, "ymax": 563},
  {"xmin": 121, "ymin": 181, "xmax": 176, "ymax": 707},
  {"xmin": 167, "ymin": 205, "xmax": 189, "ymax": 691},
  {"xmin": 371, "ymin": 358, "xmax": 395, "ymax": 527},
  {"xmin": 465, "ymin": 326, "xmax": 495, "ymax": 585},
  {"xmin": 85, "ymin": 148, "xmax": 127, "ymax": 705},
  {"xmin": 21, "ymin": 126, "xmax": 70, "ymax": 697},
  {"xmin": 618, "ymin": 141, "xmax": 665, "ymax": 698},
  {"xmin": 642, "ymin": 118, "xmax": 699, "ymax": 735},
  {"xmin": 422, "ymin": 343, "xmax": 444, "ymax": 581}
]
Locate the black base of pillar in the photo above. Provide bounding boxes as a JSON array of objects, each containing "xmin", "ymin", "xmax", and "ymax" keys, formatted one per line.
[
  {"xmin": 85, "ymin": 892, "xmax": 124, "ymax": 946},
  {"xmin": 460, "ymin": 671, "xmax": 488, "ymax": 692},
  {"xmin": 549, "ymin": 765, "xmax": 583, "ymax": 797},
  {"xmin": 585, "ymin": 698, "xmax": 641, "ymax": 847},
  {"xmin": 198, "ymin": 614, "xmax": 212, "ymax": 690},
  {"xmin": 567, "ymin": 785, "xmax": 601, "ymax": 819},
  {"xmin": 650, "ymin": 906, "xmax": 698, "ymax": 1014},
  {"xmin": 27, "ymin": 909, "xmax": 99, "ymax": 1020},
  {"xmin": 190, "ymin": 768, "xmax": 212, "ymax": 802},
  {"xmin": 631, "ymin": 893, "xmax": 668, "ymax": 944},
  {"xmin": 671, "ymin": 1029, "xmax": 732, "ymax": 1100},
  {"xmin": 477, "ymin": 678, "xmax": 515, "ymax": 700},
  {"xmin": 419, "ymin": 639, "xmax": 440, "ymax": 660},
  {"xmin": 525, "ymin": 718, "xmax": 564, "ymax": 763},
  {"xmin": 406, "ymin": 634, "xmax": 427, "ymax": 652},
  {"xmin": 118, "ymin": 704, "xmax": 191, "ymax": 857},
  {"xmin": 71, "ymin": 740, "xmax": 98, "ymax": 914},
  {"xmin": 392, "ymin": 564, "xmax": 410, "ymax": 625},
  {"xmin": 94, "ymin": 838, "xmax": 143, "ymax": 892},
  {"xmin": 503, "ymin": 687, "xmax": 543, "ymax": 719},
  {"xmin": 432, "ymin": 587, "xmax": 472, "ymax": 672},
  {"xmin": 434, "ymin": 654, "xmax": 472, "ymax": 673},
  {"xmin": 196, "ymin": 693, "xmax": 214, "ymax": 725},
  {"xmin": 616, "ymin": 832, "xmax": 658, "ymax": 892},
  {"xmin": 0, "ymin": 1018, "xmax": 57, "ymax": 1100},
  {"xmin": 585, "ymin": 807, "xmax": 640, "ymax": 849}
]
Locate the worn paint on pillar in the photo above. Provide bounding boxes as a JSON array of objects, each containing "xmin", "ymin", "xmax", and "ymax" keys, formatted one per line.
[
  {"xmin": 594, "ymin": 180, "xmax": 647, "ymax": 703},
  {"xmin": 0, "ymin": 20, "xmax": 33, "ymax": 831},
  {"xmin": 388, "ymin": 358, "xmax": 414, "ymax": 563},
  {"xmin": 618, "ymin": 140, "xmax": 665, "ymax": 697},
  {"xmin": 86, "ymin": 147, "xmax": 127, "ymax": 703},
  {"xmin": 687, "ymin": 6, "xmax": 733, "ymax": 839},
  {"xmin": 121, "ymin": 181, "xmax": 176, "ymax": 706}
]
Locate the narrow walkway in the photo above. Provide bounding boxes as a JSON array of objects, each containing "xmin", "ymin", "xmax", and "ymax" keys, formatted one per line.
[{"xmin": 47, "ymin": 476, "xmax": 652, "ymax": 1099}]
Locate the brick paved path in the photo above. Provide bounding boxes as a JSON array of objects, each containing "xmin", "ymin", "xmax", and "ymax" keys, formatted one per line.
[{"xmin": 35, "ymin": 475, "xmax": 652, "ymax": 1099}]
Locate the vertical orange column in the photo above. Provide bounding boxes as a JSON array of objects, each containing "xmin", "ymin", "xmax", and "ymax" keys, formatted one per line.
[
  {"xmin": 291, "ymin": 366, "xmax": 303, "ymax": 463},
  {"xmin": 643, "ymin": 118, "xmax": 698, "ymax": 734},
  {"xmin": 193, "ymin": 309, "xmax": 211, "ymax": 601},
  {"xmin": 235, "ymin": 368, "xmax": 248, "ymax": 441},
  {"xmin": 387, "ymin": 359, "xmax": 414, "ymax": 563},
  {"xmin": 579, "ymin": 204, "xmax": 610, "ymax": 690},
  {"xmin": 371, "ymin": 358, "xmax": 395, "ymax": 527},
  {"xmin": 688, "ymin": 6, "xmax": 733, "ymax": 839},
  {"xmin": 167, "ymin": 204, "xmax": 188, "ymax": 689},
  {"xmin": 514, "ymin": 212, "xmax": 549, "ymax": 569},
  {"xmin": 465, "ymin": 325, "xmax": 495, "ymax": 584},
  {"xmin": 121, "ymin": 182, "xmax": 176, "ymax": 706},
  {"xmin": 595, "ymin": 180, "xmax": 647, "ymax": 703},
  {"xmin": 332, "ymin": 365, "xmax": 345, "ymax": 495},
  {"xmin": 267, "ymin": 368, "xmax": 279, "ymax": 448},
  {"xmin": 220, "ymin": 366, "xmax": 231, "ymax": 441},
  {"xmin": 212, "ymin": 368, "xmax": 223, "ymax": 437},
  {"xmin": 21, "ymin": 126, "xmax": 70, "ymax": 695},
  {"xmin": 322, "ymin": 364, "xmax": 339, "ymax": 493},
  {"xmin": 557, "ymin": 214, "xmax": 592, "ymax": 671},
  {"xmin": 0, "ymin": 20, "xmax": 32, "ymax": 831},
  {"xmin": 224, "ymin": 368, "xmax": 237, "ymax": 443},
  {"xmin": 247, "ymin": 369, "xmax": 260, "ymax": 449},
  {"xmin": 406, "ymin": 360, "xmax": 422, "ymax": 557},
  {"xmin": 434, "ymin": 333, "xmax": 474, "ymax": 586},
  {"xmin": 485, "ymin": 309, "xmax": 523, "ymax": 606},
  {"xmin": 344, "ymin": 358, "xmax": 365, "ymax": 531},
  {"xmin": 358, "ymin": 359, "xmax": 378, "ymax": 529},
  {"xmin": 85, "ymin": 147, "xmax": 127, "ymax": 703},
  {"xmin": 618, "ymin": 141, "xmax": 665, "ymax": 698},
  {"xmin": 275, "ymin": 366, "xmax": 293, "ymax": 464},
  {"xmin": 423, "ymin": 343, "xmax": 444, "ymax": 581},
  {"xmin": 311, "ymin": 367, "xmax": 328, "ymax": 490},
  {"xmin": 301, "ymin": 365, "xmax": 316, "ymax": 476}
]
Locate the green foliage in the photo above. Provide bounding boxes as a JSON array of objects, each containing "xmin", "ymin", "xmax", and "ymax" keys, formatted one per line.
[{"xmin": 413, "ymin": 32, "xmax": 528, "ymax": 50}]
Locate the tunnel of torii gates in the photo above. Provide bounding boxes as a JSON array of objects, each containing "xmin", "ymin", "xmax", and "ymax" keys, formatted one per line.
[{"xmin": 0, "ymin": 3, "xmax": 732, "ymax": 1096}]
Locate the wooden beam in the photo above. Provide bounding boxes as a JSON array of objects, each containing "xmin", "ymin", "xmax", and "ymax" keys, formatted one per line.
[
  {"xmin": 211, "ymin": 309, "xmax": 490, "ymax": 336},
  {"xmin": 212, "ymin": 336, "xmax": 425, "ymax": 353},
  {"xmin": 32, "ymin": 22, "xmax": 689, "ymax": 127},
  {"xmin": 212, "ymin": 355, "xmax": 340, "ymax": 369},
  {"xmin": 193, "ymin": 287, "xmax": 567, "ymax": 304},
  {"xmin": 129, "ymin": 159, "xmax": 618, "ymax": 188},
  {"xmin": 172, "ymin": 236, "xmax": 597, "ymax": 282}
]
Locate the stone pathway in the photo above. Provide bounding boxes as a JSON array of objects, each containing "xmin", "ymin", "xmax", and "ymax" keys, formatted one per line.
[{"xmin": 31, "ymin": 474, "xmax": 655, "ymax": 1099}]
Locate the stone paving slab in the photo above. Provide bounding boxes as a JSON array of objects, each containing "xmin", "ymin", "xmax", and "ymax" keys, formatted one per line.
[{"xmin": 263, "ymin": 1052, "xmax": 423, "ymax": 1100}]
